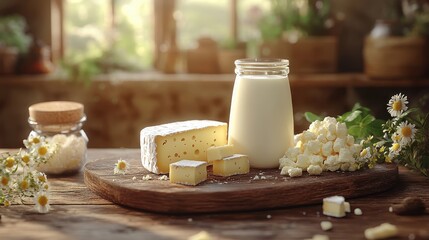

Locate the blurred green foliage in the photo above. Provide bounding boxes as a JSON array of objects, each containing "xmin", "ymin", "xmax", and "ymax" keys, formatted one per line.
[{"xmin": 0, "ymin": 15, "xmax": 31, "ymax": 53}]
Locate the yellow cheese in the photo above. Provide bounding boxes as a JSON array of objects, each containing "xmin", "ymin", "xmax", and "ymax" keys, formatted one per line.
[
  {"xmin": 140, "ymin": 120, "xmax": 227, "ymax": 174},
  {"xmin": 206, "ymin": 145, "xmax": 235, "ymax": 164},
  {"xmin": 323, "ymin": 196, "xmax": 346, "ymax": 218},
  {"xmin": 213, "ymin": 154, "xmax": 250, "ymax": 177},
  {"xmin": 169, "ymin": 160, "xmax": 207, "ymax": 186}
]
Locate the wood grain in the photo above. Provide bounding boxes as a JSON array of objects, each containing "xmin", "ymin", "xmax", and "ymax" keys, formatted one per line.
[
  {"xmin": 0, "ymin": 149, "xmax": 428, "ymax": 240},
  {"xmin": 84, "ymin": 154, "xmax": 398, "ymax": 213}
]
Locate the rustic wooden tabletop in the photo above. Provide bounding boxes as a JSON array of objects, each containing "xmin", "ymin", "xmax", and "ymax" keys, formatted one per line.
[{"xmin": 0, "ymin": 149, "xmax": 428, "ymax": 240}]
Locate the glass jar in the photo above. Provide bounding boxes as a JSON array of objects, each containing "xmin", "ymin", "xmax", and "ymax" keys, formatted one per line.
[
  {"xmin": 228, "ymin": 59, "xmax": 294, "ymax": 168},
  {"xmin": 28, "ymin": 101, "xmax": 88, "ymax": 175}
]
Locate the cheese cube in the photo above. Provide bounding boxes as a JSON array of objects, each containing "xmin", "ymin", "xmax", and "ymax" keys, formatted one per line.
[
  {"xmin": 169, "ymin": 160, "xmax": 207, "ymax": 186},
  {"xmin": 206, "ymin": 145, "xmax": 235, "ymax": 164},
  {"xmin": 140, "ymin": 120, "xmax": 227, "ymax": 174},
  {"xmin": 323, "ymin": 196, "xmax": 346, "ymax": 217},
  {"xmin": 213, "ymin": 154, "xmax": 249, "ymax": 177}
]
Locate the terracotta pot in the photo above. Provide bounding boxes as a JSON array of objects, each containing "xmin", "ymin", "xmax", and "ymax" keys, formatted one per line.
[
  {"xmin": 283, "ymin": 36, "xmax": 338, "ymax": 73},
  {"xmin": 217, "ymin": 49, "xmax": 246, "ymax": 74},
  {"xmin": 0, "ymin": 46, "xmax": 18, "ymax": 75},
  {"xmin": 259, "ymin": 39, "xmax": 285, "ymax": 59},
  {"xmin": 186, "ymin": 37, "xmax": 219, "ymax": 74},
  {"xmin": 259, "ymin": 37, "xmax": 338, "ymax": 73},
  {"xmin": 364, "ymin": 37, "xmax": 427, "ymax": 79}
]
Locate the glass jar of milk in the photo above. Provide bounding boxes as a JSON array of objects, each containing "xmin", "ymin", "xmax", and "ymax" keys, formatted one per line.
[{"xmin": 228, "ymin": 59, "xmax": 294, "ymax": 168}]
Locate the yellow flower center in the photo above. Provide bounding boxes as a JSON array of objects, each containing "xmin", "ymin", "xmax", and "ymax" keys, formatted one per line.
[
  {"xmin": 32, "ymin": 137, "xmax": 41, "ymax": 144},
  {"xmin": 118, "ymin": 161, "xmax": 126, "ymax": 170},
  {"xmin": 379, "ymin": 146, "xmax": 386, "ymax": 153},
  {"xmin": 38, "ymin": 146, "xmax": 48, "ymax": 156},
  {"xmin": 392, "ymin": 101, "xmax": 402, "ymax": 111},
  {"xmin": 1, "ymin": 176, "xmax": 9, "ymax": 186},
  {"xmin": 5, "ymin": 157, "xmax": 15, "ymax": 168},
  {"xmin": 401, "ymin": 126, "xmax": 412, "ymax": 138},
  {"xmin": 21, "ymin": 180, "xmax": 29, "ymax": 190},
  {"xmin": 38, "ymin": 195, "xmax": 48, "ymax": 207},
  {"xmin": 392, "ymin": 143, "xmax": 400, "ymax": 152},
  {"xmin": 4, "ymin": 200, "xmax": 10, "ymax": 207},
  {"xmin": 22, "ymin": 155, "xmax": 30, "ymax": 164},
  {"xmin": 44, "ymin": 184, "xmax": 49, "ymax": 190},
  {"xmin": 38, "ymin": 175, "xmax": 46, "ymax": 182},
  {"xmin": 360, "ymin": 149, "xmax": 368, "ymax": 157}
]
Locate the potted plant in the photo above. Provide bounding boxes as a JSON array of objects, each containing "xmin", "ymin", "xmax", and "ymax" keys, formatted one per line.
[
  {"xmin": 258, "ymin": 0, "xmax": 339, "ymax": 73},
  {"xmin": 0, "ymin": 15, "xmax": 31, "ymax": 74},
  {"xmin": 217, "ymin": 39, "xmax": 247, "ymax": 74},
  {"xmin": 364, "ymin": 0, "xmax": 429, "ymax": 79}
]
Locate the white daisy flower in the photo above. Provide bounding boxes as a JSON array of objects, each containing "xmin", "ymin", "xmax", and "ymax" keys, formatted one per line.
[
  {"xmin": 387, "ymin": 93, "xmax": 408, "ymax": 117},
  {"xmin": 397, "ymin": 121, "xmax": 417, "ymax": 145},
  {"xmin": 389, "ymin": 142, "xmax": 401, "ymax": 157},
  {"xmin": 23, "ymin": 135, "xmax": 45, "ymax": 149},
  {"xmin": 114, "ymin": 159, "xmax": 129, "ymax": 175},
  {"xmin": 1, "ymin": 174, "xmax": 11, "ymax": 188},
  {"xmin": 391, "ymin": 132, "xmax": 401, "ymax": 143},
  {"xmin": 34, "ymin": 191, "xmax": 50, "ymax": 213},
  {"xmin": 360, "ymin": 147, "xmax": 371, "ymax": 159},
  {"xmin": 4, "ymin": 156, "xmax": 16, "ymax": 169}
]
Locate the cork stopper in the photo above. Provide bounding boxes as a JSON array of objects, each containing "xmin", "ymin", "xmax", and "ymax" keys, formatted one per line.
[{"xmin": 29, "ymin": 101, "xmax": 84, "ymax": 125}]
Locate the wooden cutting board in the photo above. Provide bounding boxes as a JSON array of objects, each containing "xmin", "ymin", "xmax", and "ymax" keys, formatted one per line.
[{"xmin": 84, "ymin": 154, "xmax": 398, "ymax": 214}]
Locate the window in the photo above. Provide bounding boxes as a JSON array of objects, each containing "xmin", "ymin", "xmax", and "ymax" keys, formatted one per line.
[{"xmin": 62, "ymin": 0, "xmax": 272, "ymax": 72}]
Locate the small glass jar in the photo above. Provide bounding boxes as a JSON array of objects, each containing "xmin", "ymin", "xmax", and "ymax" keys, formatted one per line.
[{"xmin": 28, "ymin": 101, "xmax": 88, "ymax": 175}]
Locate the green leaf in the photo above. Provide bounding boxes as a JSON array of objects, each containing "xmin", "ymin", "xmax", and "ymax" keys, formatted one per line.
[
  {"xmin": 348, "ymin": 125, "xmax": 362, "ymax": 138},
  {"xmin": 366, "ymin": 119, "xmax": 384, "ymax": 138},
  {"xmin": 344, "ymin": 110, "xmax": 362, "ymax": 123},
  {"xmin": 305, "ymin": 112, "xmax": 322, "ymax": 123},
  {"xmin": 361, "ymin": 115, "xmax": 376, "ymax": 126},
  {"xmin": 337, "ymin": 111, "xmax": 351, "ymax": 123}
]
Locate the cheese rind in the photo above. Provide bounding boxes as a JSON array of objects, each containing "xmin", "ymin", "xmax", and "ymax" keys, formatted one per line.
[
  {"xmin": 169, "ymin": 160, "xmax": 207, "ymax": 186},
  {"xmin": 213, "ymin": 154, "xmax": 250, "ymax": 177},
  {"xmin": 140, "ymin": 120, "xmax": 227, "ymax": 174},
  {"xmin": 206, "ymin": 145, "xmax": 235, "ymax": 164},
  {"xmin": 323, "ymin": 196, "xmax": 346, "ymax": 218}
]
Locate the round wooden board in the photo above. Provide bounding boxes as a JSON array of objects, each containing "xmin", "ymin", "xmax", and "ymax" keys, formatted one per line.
[{"xmin": 84, "ymin": 154, "xmax": 398, "ymax": 214}]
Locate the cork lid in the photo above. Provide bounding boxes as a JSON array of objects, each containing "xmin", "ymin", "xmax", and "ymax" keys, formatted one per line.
[{"xmin": 29, "ymin": 101, "xmax": 84, "ymax": 125}]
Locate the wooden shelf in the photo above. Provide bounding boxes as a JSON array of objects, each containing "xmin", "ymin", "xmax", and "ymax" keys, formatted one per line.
[{"xmin": 1, "ymin": 72, "xmax": 428, "ymax": 88}]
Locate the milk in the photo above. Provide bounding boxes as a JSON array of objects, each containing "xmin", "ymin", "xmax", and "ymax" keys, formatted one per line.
[{"xmin": 228, "ymin": 75, "xmax": 294, "ymax": 168}]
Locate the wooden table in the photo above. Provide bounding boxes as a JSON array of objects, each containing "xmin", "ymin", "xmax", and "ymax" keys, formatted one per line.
[{"xmin": 1, "ymin": 149, "xmax": 428, "ymax": 240}]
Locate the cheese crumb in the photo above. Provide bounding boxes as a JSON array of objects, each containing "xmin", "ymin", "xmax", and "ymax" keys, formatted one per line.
[
  {"xmin": 158, "ymin": 175, "xmax": 169, "ymax": 181},
  {"xmin": 344, "ymin": 202, "xmax": 351, "ymax": 213},
  {"xmin": 132, "ymin": 176, "xmax": 137, "ymax": 181},
  {"xmin": 320, "ymin": 221, "xmax": 333, "ymax": 231},
  {"xmin": 288, "ymin": 167, "xmax": 303, "ymax": 178},
  {"xmin": 253, "ymin": 175, "xmax": 260, "ymax": 180},
  {"xmin": 364, "ymin": 223, "xmax": 398, "ymax": 240},
  {"xmin": 142, "ymin": 175, "xmax": 153, "ymax": 180},
  {"xmin": 388, "ymin": 206, "xmax": 393, "ymax": 212},
  {"xmin": 311, "ymin": 234, "xmax": 330, "ymax": 240},
  {"xmin": 266, "ymin": 214, "xmax": 272, "ymax": 219},
  {"xmin": 354, "ymin": 208, "xmax": 363, "ymax": 215},
  {"xmin": 307, "ymin": 165, "xmax": 323, "ymax": 175},
  {"xmin": 188, "ymin": 231, "xmax": 211, "ymax": 240}
]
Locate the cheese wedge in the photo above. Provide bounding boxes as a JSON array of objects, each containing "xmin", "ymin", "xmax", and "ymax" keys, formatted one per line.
[
  {"xmin": 169, "ymin": 160, "xmax": 207, "ymax": 186},
  {"xmin": 213, "ymin": 154, "xmax": 250, "ymax": 177},
  {"xmin": 140, "ymin": 120, "xmax": 227, "ymax": 174},
  {"xmin": 206, "ymin": 145, "xmax": 235, "ymax": 164}
]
